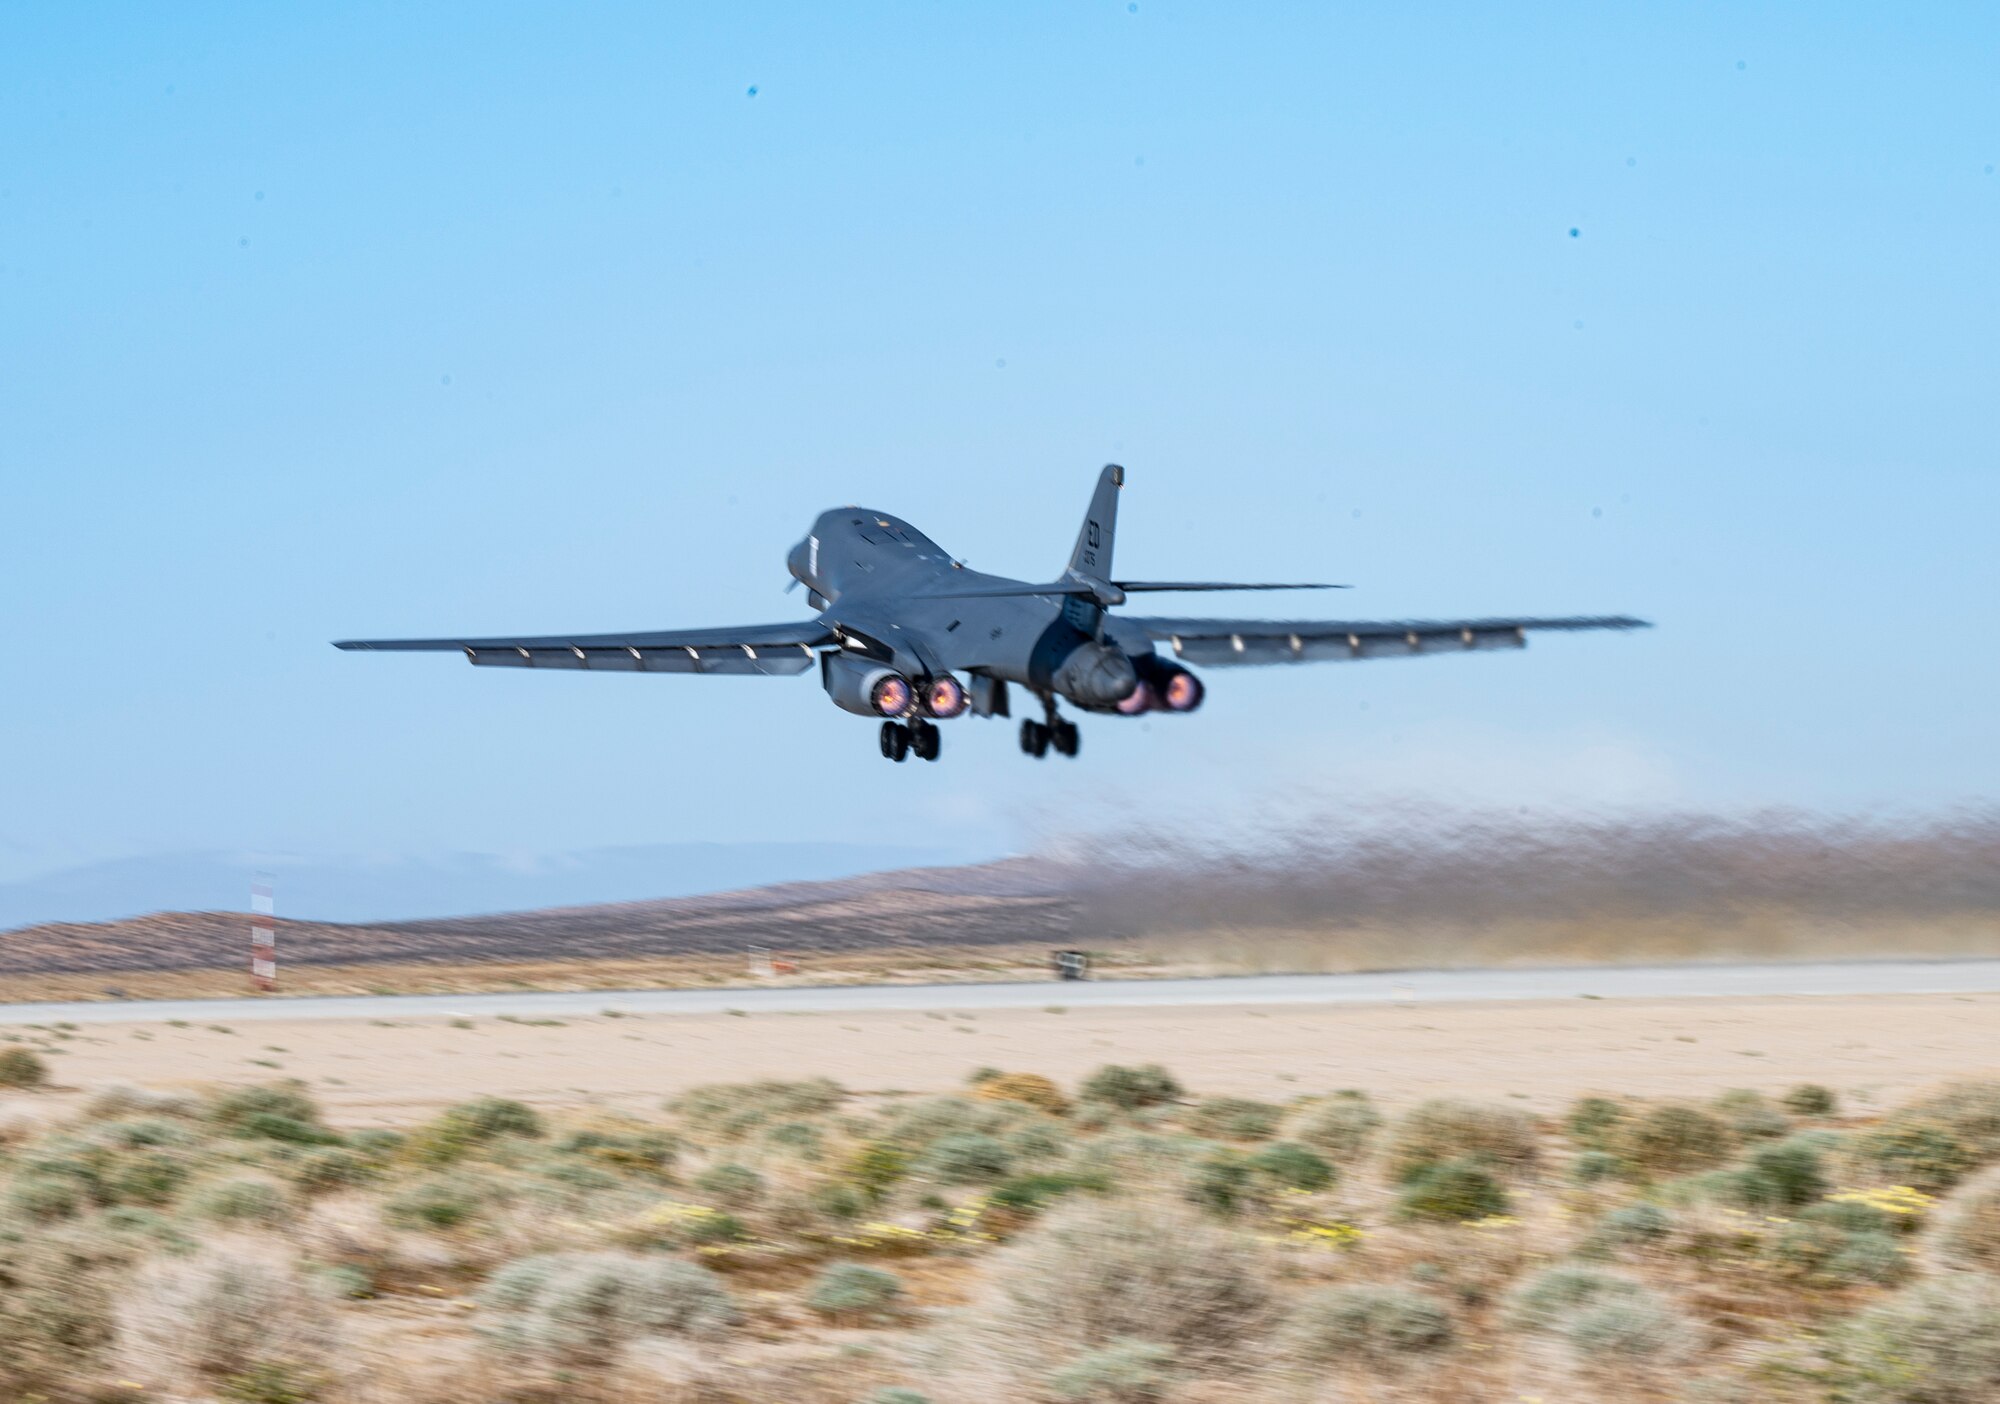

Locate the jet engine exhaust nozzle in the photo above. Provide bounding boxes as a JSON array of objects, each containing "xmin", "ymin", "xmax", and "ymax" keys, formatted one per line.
[
  {"xmin": 1158, "ymin": 665, "xmax": 1204, "ymax": 712},
  {"xmin": 924, "ymin": 676, "xmax": 968, "ymax": 719},
  {"xmin": 870, "ymin": 674, "xmax": 915, "ymax": 718}
]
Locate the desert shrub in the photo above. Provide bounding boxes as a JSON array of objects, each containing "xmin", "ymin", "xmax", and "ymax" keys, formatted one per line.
[
  {"xmin": 916, "ymin": 1132, "xmax": 1014, "ymax": 1184},
  {"xmin": 1284, "ymin": 1284, "xmax": 1453, "ymax": 1364},
  {"xmin": 883, "ymin": 1096, "xmax": 1036, "ymax": 1151},
  {"xmin": 1185, "ymin": 1097, "xmax": 1283, "ymax": 1142},
  {"xmin": 1712, "ymin": 1089, "xmax": 1791, "ymax": 1141},
  {"xmin": 806, "ymin": 1263, "xmax": 903, "ymax": 1320},
  {"xmin": 205, "ymin": 1085, "xmax": 320, "ymax": 1131},
  {"xmin": 971, "ymin": 1199, "xmax": 1273, "ymax": 1374},
  {"xmin": 557, "ymin": 1125, "xmax": 677, "ymax": 1176},
  {"xmin": 383, "ymin": 1173, "xmax": 492, "ymax": 1231},
  {"xmin": 1571, "ymin": 1150, "xmax": 1624, "ymax": 1183},
  {"xmin": 1768, "ymin": 1217, "xmax": 1909, "ymax": 1286},
  {"xmin": 0, "ymin": 1226, "xmax": 121, "ymax": 1391},
  {"xmin": 291, "ymin": 1147, "xmax": 375, "ymax": 1191},
  {"xmin": 1565, "ymin": 1095, "xmax": 1628, "ymax": 1149},
  {"xmin": 693, "ymin": 1163, "xmax": 765, "ymax": 1206},
  {"xmin": 683, "ymin": 1209, "xmax": 746, "ymax": 1244},
  {"xmin": 1505, "ymin": 1266, "xmax": 1646, "ymax": 1331},
  {"xmin": 1078, "ymin": 1064, "xmax": 1183, "ymax": 1112},
  {"xmin": 810, "ymin": 1182, "xmax": 867, "ymax": 1220},
  {"xmin": 100, "ymin": 1117, "xmax": 196, "ymax": 1149},
  {"xmin": 1565, "ymin": 1296, "xmax": 1694, "ymax": 1360},
  {"xmin": 670, "ymin": 1078, "xmax": 844, "ymax": 1139},
  {"xmin": 1710, "ymin": 1135, "xmax": 1830, "ymax": 1210},
  {"xmin": 1784, "ymin": 1083, "xmax": 1839, "ymax": 1117},
  {"xmin": 0, "ymin": 1047, "xmax": 49, "ymax": 1088},
  {"xmin": 1186, "ymin": 1150, "xmax": 1255, "ymax": 1216},
  {"xmin": 1850, "ymin": 1117, "xmax": 1978, "ymax": 1193},
  {"xmin": 1801, "ymin": 1199, "xmax": 1900, "ymax": 1236},
  {"xmin": 1047, "ymin": 1339, "xmax": 1175, "ymax": 1403},
  {"xmin": 1386, "ymin": 1099, "xmax": 1538, "ymax": 1180},
  {"xmin": 190, "ymin": 1176, "xmax": 291, "ymax": 1226},
  {"xmin": 990, "ymin": 1170, "xmax": 1113, "ymax": 1213},
  {"xmin": 843, "ymin": 1141, "xmax": 911, "ymax": 1204},
  {"xmin": 1611, "ymin": 1102, "xmax": 1733, "ymax": 1178},
  {"xmin": 236, "ymin": 1112, "xmax": 342, "ymax": 1147},
  {"xmin": 1006, "ymin": 1122, "xmax": 1071, "ymax": 1163},
  {"xmin": 115, "ymin": 1246, "xmax": 337, "ymax": 1397},
  {"xmin": 1935, "ymin": 1165, "xmax": 2000, "ymax": 1272},
  {"xmin": 765, "ymin": 1120, "xmax": 824, "ymax": 1157},
  {"xmin": 1581, "ymin": 1202, "xmax": 1673, "ymax": 1256},
  {"xmin": 1248, "ymin": 1141, "xmax": 1335, "ymax": 1192},
  {"xmin": 108, "ymin": 1150, "xmax": 191, "ymax": 1206},
  {"xmin": 1827, "ymin": 1273, "xmax": 2000, "ymax": 1402},
  {"xmin": 1292, "ymin": 1095, "xmax": 1382, "ymax": 1159},
  {"xmin": 478, "ymin": 1251, "xmax": 737, "ymax": 1367},
  {"xmin": 8, "ymin": 1173, "xmax": 86, "ymax": 1220},
  {"xmin": 85, "ymin": 1085, "xmax": 197, "ymax": 1120},
  {"xmin": 405, "ymin": 1097, "xmax": 543, "ymax": 1165},
  {"xmin": 1898, "ymin": 1081, "xmax": 2000, "ymax": 1158},
  {"xmin": 977, "ymin": 1073, "xmax": 1071, "ymax": 1116},
  {"xmin": 1395, "ymin": 1159, "xmax": 1509, "ymax": 1223}
]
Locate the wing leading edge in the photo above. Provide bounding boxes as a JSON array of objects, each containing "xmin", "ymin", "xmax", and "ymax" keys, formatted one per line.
[
  {"xmin": 332, "ymin": 621, "xmax": 834, "ymax": 676},
  {"xmin": 1128, "ymin": 615, "xmax": 1649, "ymax": 666}
]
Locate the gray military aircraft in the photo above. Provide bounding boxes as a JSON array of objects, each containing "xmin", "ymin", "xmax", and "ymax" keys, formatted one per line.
[{"xmin": 336, "ymin": 465, "xmax": 1647, "ymax": 763}]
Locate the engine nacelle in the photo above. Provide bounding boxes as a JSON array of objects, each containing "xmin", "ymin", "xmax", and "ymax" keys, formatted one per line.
[
  {"xmin": 822, "ymin": 653, "xmax": 916, "ymax": 718},
  {"xmin": 1053, "ymin": 642, "xmax": 1140, "ymax": 709},
  {"xmin": 923, "ymin": 675, "xmax": 968, "ymax": 719}
]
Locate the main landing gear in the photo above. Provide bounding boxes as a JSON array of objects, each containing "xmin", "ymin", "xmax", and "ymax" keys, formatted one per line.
[
  {"xmin": 1019, "ymin": 711, "xmax": 1079, "ymax": 759},
  {"xmin": 880, "ymin": 717, "xmax": 941, "ymax": 763}
]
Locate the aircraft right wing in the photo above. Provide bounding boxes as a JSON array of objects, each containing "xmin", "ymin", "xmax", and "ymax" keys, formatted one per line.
[
  {"xmin": 1126, "ymin": 614, "xmax": 1649, "ymax": 666},
  {"xmin": 333, "ymin": 621, "xmax": 834, "ymax": 675}
]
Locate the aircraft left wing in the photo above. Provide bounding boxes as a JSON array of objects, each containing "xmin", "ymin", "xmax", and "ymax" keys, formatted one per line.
[
  {"xmin": 333, "ymin": 621, "xmax": 834, "ymax": 675},
  {"xmin": 1126, "ymin": 614, "xmax": 1649, "ymax": 666}
]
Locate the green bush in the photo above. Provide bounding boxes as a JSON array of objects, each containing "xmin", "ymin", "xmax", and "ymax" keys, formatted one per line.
[
  {"xmin": 1611, "ymin": 1102, "xmax": 1733, "ymax": 1178},
  {"xmin": 205, "ymin": 1085, "xmax": 320, "ymax": 1130},
  {"xmin": 1185, "ymin": 1097, "xmax": 1283, "ymax": 1142},
  {"xmin": 1504, "ymin": 1266, "xmax": 1647, "ymax": 1332},
  {"xmin": 292, "ymin": 1147, "xmax": 375, "ymax": 1191},
  {"xmin": 1291, "ymin": 1095, "xmax": 1382, "ymax": 1159},
  {"xmin": 1394, "ymin": 1158, "xmax": 1508, "ymax": 1223},
  {"xmin": 117, "ymin": 1247, "xmax": 338, "ymax": 1398},
  {"xmin": 1386, "ymin": 1099, "xmax": 1538, "ymax": 1180},
  {"xmin": 693, "ymin": 1163, "xmax": 765, "ymax": 1206},
  {"xmin": 916, "ymin": 1132, "xmax": 1014, "ymax": 1184},
  {"xmin": 384, "ymin": 1174, "xmax": 491, "ymax": 1230},
  {"xmin": 765, "ymin": 1121, "xmax": 824, "ymax": 1157},
  {"xmin": 1247, "ymin": 1142, "xmax": 1335, "ymax": 1192},
  {"xmin": 0, "ymin": 1226, "xmax": 121, "ymax": 1392},
  {"xmin": 1284, "ymin": 1284, "xmax": 1453, "ymax": 1364},
  {"xmin": 1783, "ymin": 1083, "xmax": 1839, "ymax": 1117},
  {"xmin": 1078, "ymin": 1064, "xmax": 1184, "ymax": 1112},
  {"xmin": 1712, "ymin": 1089, "xmax": 1791, "ymax": 1141},
  {"xmin": 1046, "ymin": 1339, "xmax": 1175, "ymax": 1403},
  {"xmin": 843, "ymin": 1141, "xmax": 911, "ymax": 1204},
  {"xmin": 1850, "ymin": 1117, "xmax": 1977, "ymax": 1193},
  {"xmin": 232, "ymin": 1112, "xmax": 342, "ymax": 1147},
  {"xmin": 810, "ymin": 1182, "xmax": 866, "ymax": 1220},
  {"xmin": 100, "ymin": 1117, "xmax": 195, "ymax": 1149},
  {"xmin": 189, "ymin": 1176, "xmax": 290, "ymax": 1226},
  {"xmin": 1571, "ymin": 1150, "xmax": 1625, "ymax": 1184},
  {"xmin": 7, "ymin": 1173, "xmax": 85, "ymax": 1220},
  {"xmin": 669, "ymin": 1078, "xmax": 844, "ymax": 1139},
  {"xmin": 1565, "ymin": 1096, "xmax": 1627, "ymax": 1149},
  {"xmin": 1581, "ymin": 1202, "xmax": 1673, "ymax": 1256},
  {"xmin": 1768, "ymin": 1220, "xmax": 1908, "ymax": 1287},
  {"xmin": 1708, "ymin": 1135, "xmax": 1830, "ymax": 1210},
  {"xmin": 989, "ymin": 1171, "xmax": 1112, "ymax": 1213},
  {"xmin": 1185, "ymin": 1150, "xmax": 1255, "ymax": 1216},
  {"xmin": 1827, "ymin": 1273, "xmax": 2000, "ymax": 1402},
  {"xmin": 405, "ymin": 1097, "xmax": 543, "ymax": 1164},
  {"xmin": 108, "ymin": 1150, "xmax": 190, "ymax": 1206},
  {"xmin": 805, "ymin": 1263, "xmax": 903, "ymax": 1320},
  {"xmin": 557, "ymin": 1126, "xmax": 677, "ymax": 1176},
  {"xmin": 1564, "ymin": 1296, "xmax": 1693, "ymax": 1360},
  {"xmin": 478, "ymin": 1251, "xmax": 738, "ymax": 1368},
  {"xmin": 0, "ymin": 1047, "xmax": 49, "ymax": 1088},
  {"xmin": 1934, "ymin": 1166, "xmax": 2000, "ymax": 1272}
]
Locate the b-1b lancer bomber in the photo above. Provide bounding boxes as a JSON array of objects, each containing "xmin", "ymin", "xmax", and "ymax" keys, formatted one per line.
[{"xmin": 336, "ymin": 466, "xmax": 1647, "ymax": 763}]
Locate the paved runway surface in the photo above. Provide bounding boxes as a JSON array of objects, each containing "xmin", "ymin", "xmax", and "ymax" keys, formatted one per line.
[{"xmin": 4, "ymin": 959, "xmax": 2000, "ymax": 1025}]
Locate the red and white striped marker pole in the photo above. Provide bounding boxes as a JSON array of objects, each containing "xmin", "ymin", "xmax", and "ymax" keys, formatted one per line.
[{"xmin": 250, "ymin": 878, "xmax": 276, "ymax": 992}]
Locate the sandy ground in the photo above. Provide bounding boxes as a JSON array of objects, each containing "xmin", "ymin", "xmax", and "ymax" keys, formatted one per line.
[{"xmin": 5, "ymin": 991, "xmax": 1998, "ymax": 1126}]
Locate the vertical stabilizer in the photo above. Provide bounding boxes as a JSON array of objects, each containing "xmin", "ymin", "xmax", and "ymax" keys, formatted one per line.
[{"xmin": 1067, "ymin": 463, "xmax": 1123, "ymax": 581}]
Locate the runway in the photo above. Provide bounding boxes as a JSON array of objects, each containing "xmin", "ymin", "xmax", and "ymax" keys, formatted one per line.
[{"xmin": 4, "ymin": 958, "xmax": 1999, "ymax": 1025}]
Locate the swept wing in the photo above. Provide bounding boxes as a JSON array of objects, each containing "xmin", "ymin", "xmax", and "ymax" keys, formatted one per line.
[
  {"xmin": 1129, "ymin": 614, "xmax": 1649, "ymax": 666},
  {"xmin": 333, "ymin": 621, "xmax": 832, "ymax": 675}
]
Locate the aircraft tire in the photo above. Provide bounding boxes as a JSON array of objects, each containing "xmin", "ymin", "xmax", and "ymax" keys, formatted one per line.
[
  {"xmin": 911, "ymin": 718, "xmax": 941, "ymax": 761},
  {"xmin": 882, "ymin": 721, "xmax": 910, "ymax": 762},
  {"xmin": 1019, "ymin": 719, "xmax": 1049, "ymax": 758},
  {"xmin": 1053, "ymin": 720, "xmax": 1079, "ymax": 757}
]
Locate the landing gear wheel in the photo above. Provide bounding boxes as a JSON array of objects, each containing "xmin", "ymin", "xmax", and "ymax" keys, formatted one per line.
[
  {"xmin": 1051, "ymin": 719, "xmax": 1080, "ymax": 757},
  {"xmin": 1019, "ymin": 718, "xmax": 1049, "ymax": 758},
  {"xmin": 910, "ymin": 718, "xmax": 941, "ymax": 762},
  {"xmin": 880, "ymin": 721, "xmax": 910, "ymax": 762}
]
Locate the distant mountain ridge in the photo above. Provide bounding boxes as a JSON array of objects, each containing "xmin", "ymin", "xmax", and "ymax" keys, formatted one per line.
[
  {"xmin": 0, "ymin": 858, "xmax": 1074, "ymax": 977},
  {"xmin": 0, "ymin": 841, "xmax": 977, "ymax": 931}
]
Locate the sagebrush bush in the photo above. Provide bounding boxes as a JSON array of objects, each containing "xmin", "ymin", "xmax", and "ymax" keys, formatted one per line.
[
  {"xmin": 0, "ymin": 1225, "xmax": 121, "ymax": 1392},
  {"xmin": 1850, "ymin": 1117, "xmax": 1978, "ymax": 1193},
  {"xmin": 976, "ymin": 1073, "xmax": 1070, "ymax": 1116},
  {"xmin": 1078, "ymin": 1064, "xmax": 1183, "ymax": 1111},
  {"xmin": 1830, "ymin": 1273, "xmax": 2000, "ymax": 1402},
  {"xmin": 1046, "ymin": 1339, "xmax": 1175, "ymax": 1403},
  {"xmin": 1784, "ymin": 1083, "xmax": 1839, "ymax": 1117},
  {"xmin": 1712, "ymin": 1135, "xmax": 1830, "ymax": 1210},
  {"xmin": 1712, "ymin": 1089, "xmax": 1791, "ymax": 1141},
  {"xmin": 1185, "ymin": 1097, "xmax": 1283, "ymax": 1142},
  {"xmin": 969, "ymin": 1199, "xmax": 1273, "ymax": 1375},
  {"xmin": 1247, "ymin": 1141, "xmax": 1335, "ymax": 1191},
  {"xmin": 189, "ymin": 1175, "xmax": 291, "ymax": 1226},
  {"xmin": 1564, "ymin": 1295, "xmax": 1694, "ymax": 1361},
  {"xmin": 478, "ymin": 1251, "xmax": 737, "ymax": 1368},
  {"xmin": 916, "ymin": 1131, "xmax": 1014, "ymax": 1184},
  {"xmin": 1184, "ymin": 1150, "xmax": 1254, "ymax": 1216},
  {"xmin": 1581, "ymin": 1202, "xmax": 1673, "ymax": 1256},
  {"xmin": 116, "ymin": 1245, "xmax": 337, "ymax": 1396},
  {"xmin": 1611, "ymin": 1102, "xmax": 1733, "ymax": 1177},
  {"xmin": 0, "ymin": 1047, "xmax": 49, "ymax": 1088},
  {"xmin": 292, "ymin": 1147, "xmax": 375, "ymax": 1191},
  {"xmin": 1284, "ymin": 1284, "xmax": 1453, "ymax": 1364},
  {"xmin": 1935, "ymin": 1165, "xmax": 2000, "ymax": 1272},
  {"xmin": 384, "ymin": 1173, "xmax": 497, "ymax": 1230},
  {"xmin": 1291, "ymin": 1095, "xmax": 1382, "ymax": 1159},
  {"xmin": 805, "ymin": 1262, "xmax": 903, "ymax": 1320},
  {"xmin": 1504, "ymin": 1266, "xmax": 1648, "ymax": 1331},
  {"xmin": 670, "ymin": 1078, "xmax": 844, "ymax": 1139},
  {"xmin": 1571, "ymin": 1150, "xmax": 1624, "ymax": 1184},
  {"xmin": 205, "ymin": 1085, "xmax": 320, "ymax": 1130},
  {"xmin": 1565, "ymin": 1095, "xmax": 1627, "ymax": 1149},
  {"xmin": 1386, "ymin": 1099, "xmax": 1538, "ymax": 1180},
  {"xmin": 692, "ymin": 1162, "xmax": 765, "ymax": 1206},
  {"xmin": 1394, "ymin": 1158, "xmax": 1509, "ymax": 1222},
  {"xmin": 557, "ymin": 1124, "xmax": 677, "ymax": 1176},
  {"xmin": 405, "ymin": 1097, "xmax": 543, "ymax": 1165}
]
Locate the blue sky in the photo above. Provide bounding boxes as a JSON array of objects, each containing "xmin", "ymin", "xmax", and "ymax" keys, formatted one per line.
[{"xmin": 2, "ymin": 3, "xmax": 1995, "ymax": 903}]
